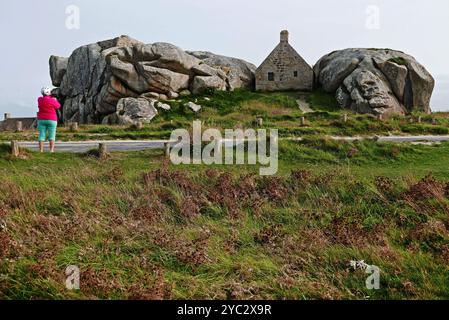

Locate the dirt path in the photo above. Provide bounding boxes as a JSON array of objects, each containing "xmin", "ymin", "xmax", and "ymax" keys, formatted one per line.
[{"xmin": 296, "ymin": 98, "xmax": 314, "ymax": 113}]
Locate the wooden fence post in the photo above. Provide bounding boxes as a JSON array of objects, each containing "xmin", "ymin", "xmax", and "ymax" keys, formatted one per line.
[
  {"xmin": 10, "ymin": 141, "xmax": 19, "ymax": 157},
  {"xmin": 256, "ymin": 117, "xmax": 263, "ymax": 127},
  {"xmin": 300, "ymin": 117, "xmax": 306, "ymax": 126},
  {"xmin": 98, "ymin": 143, "xmax": 108, "ymax": 158},
  {"xmin": 70, "ymin": 122, "xmax": 79, "ymax": 132},
  {"xmin": 164, "ymin": 142, "xmax": 171, "ymax": 158},
  {"xmin": 417, "ymin": 116, "xmax": 422, "ymax": 123},
  {"xmin": 342, "ymin": 114, "xmax": 348, "ymax": 123}
]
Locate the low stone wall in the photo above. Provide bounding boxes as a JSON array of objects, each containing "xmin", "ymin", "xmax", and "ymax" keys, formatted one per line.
[{"xmin": 0, "ymin": 115, "xmax": 37, "ymax": 131}]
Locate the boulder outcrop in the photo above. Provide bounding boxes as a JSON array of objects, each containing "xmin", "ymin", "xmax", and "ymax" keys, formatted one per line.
[
  {"xmin": 50, "ymin": 35, "xmax": 256, "ymax": 124},
  {"xmin": 314, "ymin": 49, "xmax": 435, "ymax": 116}
]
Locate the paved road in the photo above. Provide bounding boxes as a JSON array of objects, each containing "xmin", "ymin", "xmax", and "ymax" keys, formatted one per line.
[
  {"xmin": 7, "ymin": 135, "xmax": 449, "ymax": 153},
  {"xmin": 14, "ymin": 140, "xmax": 170, "ymax": 153},
  {"xmin": 330, "ymin": 135, "xmax": 449, "ymax": 143}
]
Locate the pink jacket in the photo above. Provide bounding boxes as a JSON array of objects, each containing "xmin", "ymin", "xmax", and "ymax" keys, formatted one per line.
[{"xmin": 37, "ymin": 96, "xmax": 61, "ymax": 121}]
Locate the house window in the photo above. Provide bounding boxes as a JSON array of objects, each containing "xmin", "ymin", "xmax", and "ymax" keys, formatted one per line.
[
  {"xmin": 294, "ymin": 71, "xmax": 298, "ymax": 78},
  {"xmin": 268, "ymin": 72, "xmax": 275, "ymax": 81}
]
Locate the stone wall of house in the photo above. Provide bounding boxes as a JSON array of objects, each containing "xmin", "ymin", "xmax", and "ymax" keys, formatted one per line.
[{"xmin": 256, "ymin": 31, "xmax": 313, "ymax": 92}]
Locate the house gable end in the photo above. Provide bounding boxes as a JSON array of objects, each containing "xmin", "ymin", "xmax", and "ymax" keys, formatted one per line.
[{"xmin": 255, "ymin": 30, "xmax": 313, "ymax": 92}]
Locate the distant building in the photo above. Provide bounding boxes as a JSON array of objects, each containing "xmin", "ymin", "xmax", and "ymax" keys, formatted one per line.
[
  {"xmin": 0, "ymin": 113, "xmax": 36, "ymax": 131},
  {"xmin": 256, "ymin": 30, "xmax": 313, "ymax": 92}
]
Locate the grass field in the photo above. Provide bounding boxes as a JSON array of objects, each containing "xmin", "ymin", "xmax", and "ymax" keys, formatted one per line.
[
  {"xmin": 0, "ymin": 137, "xmax": 448, "ymax": 299},
  {"xmin": 0, "ymin": 90, "xmax": 448, "ymax": 300},
  {"xmin": 1, "ymin": 90, "xmax": 448, "ymax": 142}
]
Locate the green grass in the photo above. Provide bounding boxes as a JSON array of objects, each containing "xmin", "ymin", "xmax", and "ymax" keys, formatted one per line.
[
  {"xmin": 388, "ymin": 57, "xmax": 409, "ymax": 66},
  {"xmin": 1, "ymin": 89, "xmax": 448, "ymax": 299},
  {"xmin": 0, "ymin": 138, "xmax": 449, "ymax": 299},
  {"xmin": 2, "ymin": 90, "xmax": 448, "ymax": 142}
]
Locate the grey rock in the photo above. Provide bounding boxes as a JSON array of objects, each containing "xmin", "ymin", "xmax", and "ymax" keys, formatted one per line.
[
  {"xmin": 109, "ymin": 55, "xmax": 147, "ymax": 93},
  {"xmin": 159, "ymin": 94, "xmax": 168, "ymax": 101},
  {"xmin": 192, "ymin": 75, "xmax": 227, "ymax": 94},
  {"xmin": 168, "ymin": 91, "xmax": 180, "ymax": 99},
  {"xmin": 146, "ymin": 42, "xmax": 201, "ymax": 75},
  {"xmin": 185, "ymin": 102, "xmax": 202, "ymax": 113},
  {"xmin": 343, "ymin": 68, "xmax": 405, "ymax": 116},
  {"xmin": 336, "ymin": 86, "xmax": 351, "ymax": 109},
  {"xmin": 314, "ymin": 48, "xmax": 434, "ymax": 115},
  {"xmin": 49, "ymin": 36, "xmax": 256, "ymax": 124},
  {"xmin": 374, "ymin": 58, "xmax": 408, "ymax": 101},
  {"xmin": 179, "ymin": 89, "xmax": 191, "ymax": 97},
  {"xmin": 141, "ymin": 92, "xmax": 160, "ymax": 99},
  {"xmin": 317, "ymin": 57, "xmax": 360, "ymax": 92},
  {"xmin": 49, "ymin": 56, "xmax": 68, "ymax": 87},
  {"xmin": 101, "ymin": 113, "xmax": 118, "ymax": 125},
  {"xmin": 191, "ymin": 63, "xmax": 221, "ymax": 77},
  {"xmin": 97, "ymin": 35, "xmax": 142, "ymax": 50},
  {"xmin": 96, "ymin": 76, "xmax": 139, "ymax": 115},
  {"xmin": 63, "ymin": 95, "xmax": 84, "ymax": 123},
  {"xmin": 188, "ymin": 51, "xmax": 256, "ymax": 90},
  {"xmin": 137, "ymin": 62, "xmax": 190, "ymax": 93},
  {"xmin": 406, "ymin": 60, "xmax": 435, "ymax": 113},
  {"xmin": 156, "ymin": 102, "xmax": 171, "ymax": 111},
  {"xmin": 57, "ymin": 37, "xmax": 136, "ymax": 123},
  {"xmin": 59, "ymin": 43, "xmax": 102, "ymax": 98},
  {"xmin": 51, "ymin": 87, "xmax": 61, "ymax": 98},
  {"xmin": 114, "ymin": 97, "xmax": 158, "ymax": 125}
]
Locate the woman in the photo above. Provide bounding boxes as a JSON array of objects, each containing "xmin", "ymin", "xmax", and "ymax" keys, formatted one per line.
[{"xmin": 37, "ymin": 86, "xmax": 61, "ymax": 153}]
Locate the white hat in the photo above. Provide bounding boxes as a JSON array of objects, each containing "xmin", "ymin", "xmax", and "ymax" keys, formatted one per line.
[{"xmin": 41, "ymin": 86, "xmax": 52, "ymax": 96}]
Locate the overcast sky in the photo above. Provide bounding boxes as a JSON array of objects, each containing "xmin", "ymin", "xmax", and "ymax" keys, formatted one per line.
[{"xmin": 0, "ymin": 0, "xmax": 448, "ymax": 116}]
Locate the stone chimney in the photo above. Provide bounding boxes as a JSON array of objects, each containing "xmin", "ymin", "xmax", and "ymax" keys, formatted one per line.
[{"xmin": 280, "ymin": 30, "xmax": 289, "ymax": 43}]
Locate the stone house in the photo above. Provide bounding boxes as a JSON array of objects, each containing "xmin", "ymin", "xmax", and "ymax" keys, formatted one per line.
[{"xmin": 256, "ymin": 30, "xmax": 313, "ymax": 91}]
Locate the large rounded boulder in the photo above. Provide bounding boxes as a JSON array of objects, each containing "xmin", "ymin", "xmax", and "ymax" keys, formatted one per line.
[
  {"xmin": 50, "ymin": 35, "xmax": 256, "ymax": 124},
  {"xmin": 314, "ymin": 49, "xmax": 435, "ymax": 116}
]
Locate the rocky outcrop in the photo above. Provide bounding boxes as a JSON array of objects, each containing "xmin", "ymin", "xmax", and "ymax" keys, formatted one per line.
[
  {"xmin": 187, "ymin": 51, "xmax": 256, "ymax": 91},
  {"xmin": 191, "ymin": 75, "xmax": 227, "ymax": 94},
  {"xmin": 102, "ymin": 97, "xmax": 158, "ymax": 125},
  {"xmin": 49, "ymin": 56, "xmax": 68, "ymax": 87},
  {"xmin": 314, "ymin": 49, "xmax": 435, "ymax": 116},
  {"xmin": 50, "ymin": 35, "xmax": 256, "ymax": 124}
]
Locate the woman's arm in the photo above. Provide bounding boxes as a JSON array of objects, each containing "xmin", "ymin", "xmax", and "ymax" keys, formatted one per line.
[{"xmin": 50, "ymin": 97, "xmax": 61, "ymax": 110}]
